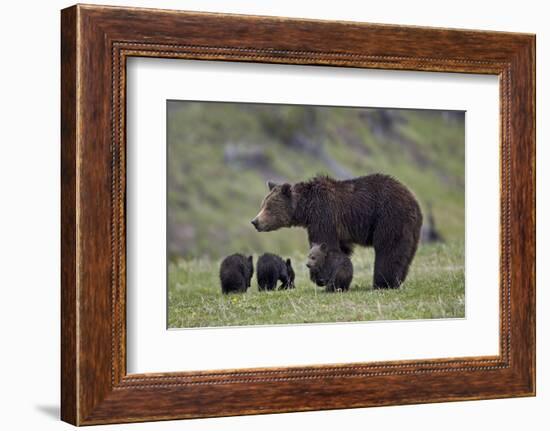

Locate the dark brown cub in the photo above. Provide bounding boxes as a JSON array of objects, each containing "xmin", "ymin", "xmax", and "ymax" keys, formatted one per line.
[
  {"xmin": 219, "ymin": 254, "xmax": 254, "ymax": 294},
  {"xmin": 256, "ymin": 253, "xmax": 295, "ymax": 291},
  {"xmin": 307, "ymin": 243, "xmax": 353, "ymax": 292}
]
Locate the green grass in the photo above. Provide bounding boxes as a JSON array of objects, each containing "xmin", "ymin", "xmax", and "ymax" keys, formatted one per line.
[{"xmin": 167, "ymin": 241, "xmax": 465, "ymax": 328}]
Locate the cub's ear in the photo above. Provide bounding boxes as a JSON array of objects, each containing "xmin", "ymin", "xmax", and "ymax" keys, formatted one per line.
[
  {"xmin": 281, "ymin": 183, "xmax": 291, "ymax": 197},
  {"xmin": 267, "ymin": 180, "xmax": 278, "ymax": 191},
  {"xmin": 320, "ymin": 243, "xmax": 328, "ymax": 252},
  {"xmin": 286, "ymin": 258, "xmax": 292, "ymax": 266}
]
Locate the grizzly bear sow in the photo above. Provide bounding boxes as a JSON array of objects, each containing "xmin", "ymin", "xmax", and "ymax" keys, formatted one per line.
[
  {"xmin": 219, "ymin": 254, "xmax": 254, "ymax": 294},
  {"xmin": 307, "ymin": 243, "xmax": 353, "ymax": 292},
  {"xmin": 251, "ymin": 174, "xmax": 422, "ymax": 288}
]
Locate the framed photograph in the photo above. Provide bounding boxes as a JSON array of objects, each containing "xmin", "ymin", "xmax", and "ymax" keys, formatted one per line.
[{"xmin": 61, "ymin": 4, "xmax": 535, "ymax": 425}]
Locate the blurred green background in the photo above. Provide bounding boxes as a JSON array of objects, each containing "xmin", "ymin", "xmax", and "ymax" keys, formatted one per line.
[{"xmin": 167, "ymin": 101, "xmax": 464, "ymax": 261}]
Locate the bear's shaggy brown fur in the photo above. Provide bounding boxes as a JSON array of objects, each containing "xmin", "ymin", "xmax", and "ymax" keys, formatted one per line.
[
  {"xmin": 219, "ymin": 254, "xmax": 254, "ymax": 294},
  {"xmin": 307, "ymin": 243, "xmax": 353, "ymax": 292},
  {"xmin": 256, "ymin": 253, "xmax": 295, "ymax": 291},
  {"xmin": 251, "ymin": 174, "xmax": 422, "ymax": 288}
]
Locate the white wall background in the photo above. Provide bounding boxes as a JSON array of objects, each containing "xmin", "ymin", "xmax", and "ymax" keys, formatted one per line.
[{"xmin": 0, "ymin": 0, "xmax": 546, "ymax": 429}]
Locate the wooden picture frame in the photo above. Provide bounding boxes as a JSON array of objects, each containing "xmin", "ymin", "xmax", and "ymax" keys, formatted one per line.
[{"xmin": 61, "ymin": 4, "xmax": 535, "ymax": 425}]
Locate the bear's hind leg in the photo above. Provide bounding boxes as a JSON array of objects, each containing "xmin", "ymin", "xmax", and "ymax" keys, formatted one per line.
[
  {"xmin": 372, "ymin": 213, "xmax": 420, "ymax": 289},
  {"xmin": 373, "ymin": 244, "xmax": 412, "ymax": 289},
  {"xmin": 258, "ymin": 275, "xmax": 276, "ymax": 291},
  {"xmin": 263, "ymin": 274, "xmax": 278, "ymax": 291}
]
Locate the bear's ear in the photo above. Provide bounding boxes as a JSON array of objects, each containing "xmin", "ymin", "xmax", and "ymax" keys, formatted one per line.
[
  {"xmin": 267, "ymin": 180, "xmax": 278, "ymax": 191},
  {"xmin": 281, "ymin": 183, "xmax": 291, "ymax": 198},
  {"xmin": 286, "ymin": 258, "xmax": 292, "ymax": 266}
]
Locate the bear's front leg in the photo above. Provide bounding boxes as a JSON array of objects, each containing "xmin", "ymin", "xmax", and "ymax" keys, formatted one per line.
[
  {"xmin": 307, "ymin": 227, "xmax": 340, "ymax": 251},
  {"xmin": 279, "ymin": 274, "xmax": 290, "ymax": 290},
  {"xmin": 324, "ymin": 277, "xmax": 336, "ymax": 292}
]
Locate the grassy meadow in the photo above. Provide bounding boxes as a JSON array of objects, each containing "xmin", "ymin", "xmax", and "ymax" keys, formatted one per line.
[
  {"xmin": 168, "ymin": 241, "xmax": 464, "ymax": 328},
  {"xmin": 167, "ymin": 101, "xmax": 465, "ymax": 328}
]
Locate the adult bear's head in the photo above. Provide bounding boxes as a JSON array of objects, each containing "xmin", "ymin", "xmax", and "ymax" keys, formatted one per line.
[{"xmin": 251, "ymin": 181, "xmax": 296, "ymax": 232}]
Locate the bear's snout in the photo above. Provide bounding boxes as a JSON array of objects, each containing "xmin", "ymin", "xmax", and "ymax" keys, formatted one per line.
[{"xmin": 251, "ymin": 218, "xmax": 259, "ymax": 229}]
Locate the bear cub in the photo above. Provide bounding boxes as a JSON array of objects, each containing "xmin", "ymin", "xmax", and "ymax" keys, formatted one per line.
[
  {"xmin": 257, "ymin": 253, "xmax": 295, "ymax": 291},
  {"xmin": 307, "ymin": 243, "xmax": 353, "ymax": 292},
  {"xmin": 219, "ymin": 253, "xmax": 254, "ymax": 294}
]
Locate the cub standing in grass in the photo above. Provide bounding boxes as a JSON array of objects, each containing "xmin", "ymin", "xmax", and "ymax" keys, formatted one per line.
[
  {"xmin": 251, "ymin": 174, "xmax": 422, "ymax": 289},
  {"xmin": 307, "ymin": 243, "xmax": 353, "ymax": 292},
  {"xmin": 219, "ymin": 254, "xmax": 254, "ymax": 294},
  {"xmin": 256, "ymin": 253, "xmax": 295, "ymax": 291}
]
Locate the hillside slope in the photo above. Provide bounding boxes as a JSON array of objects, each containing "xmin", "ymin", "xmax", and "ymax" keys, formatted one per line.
[{"xmin": 167, "ymin": 101, "xmax": 464, "ymax": 260}]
